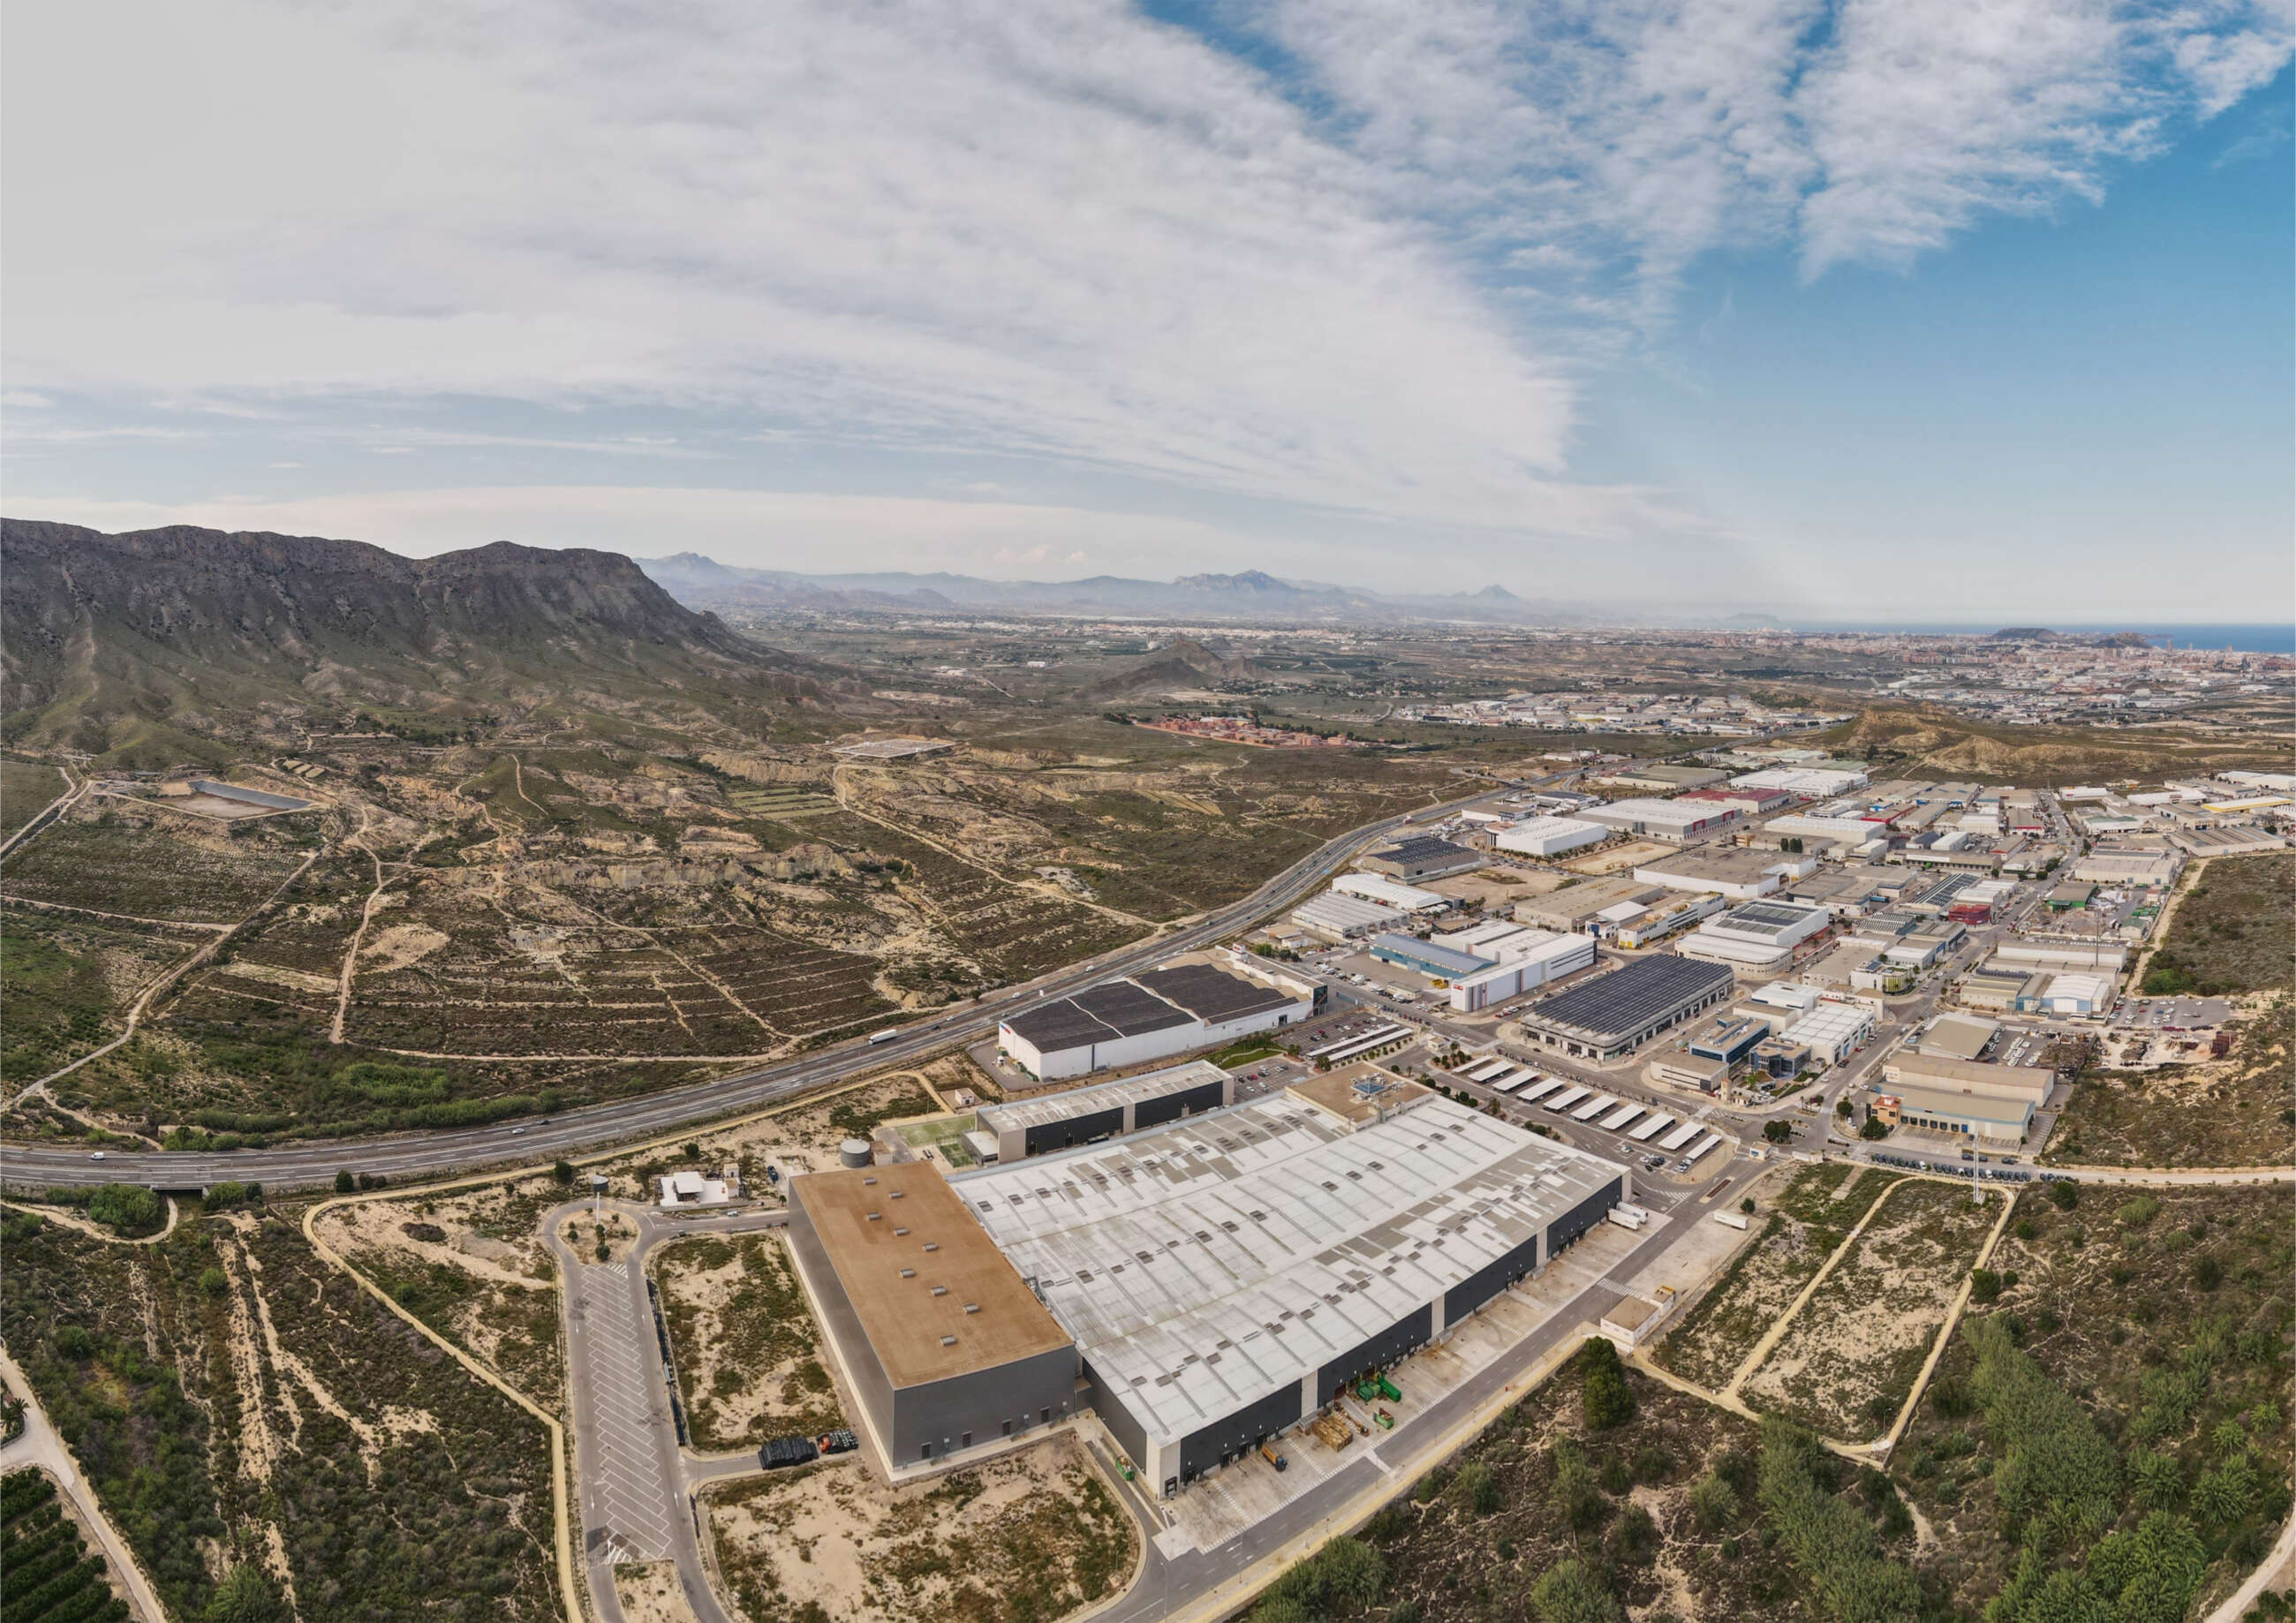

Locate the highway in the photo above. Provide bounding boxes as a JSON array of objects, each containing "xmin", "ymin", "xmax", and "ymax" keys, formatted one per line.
[{"xmin": 0, "ymin": 780, "xmax": 1525, "ymax": 1194}]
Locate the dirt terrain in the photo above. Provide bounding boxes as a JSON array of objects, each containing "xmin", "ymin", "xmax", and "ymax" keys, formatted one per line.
[
  {"xmin": 653, "ymin": 1233, "xmax": 842, "ymax": 1449},
  {"xmin": 313, "ymin": 1176, "xmax": 567, "ymax": 1408},
  {"xmin": 1741, "ymin": 1180, "xmax": 2000, "ymax": 1438},
  {"xmin": 2049, "ymin": 993, "xmax": 2292, "ymax": 1167},
  {"xmin": 1652, "ymin": 1165, "xmax": 1884, "ymax": 1391},
  {"xmin": 706, "ymin": 1434, "xmax": 1134, "ymax": 1623}
]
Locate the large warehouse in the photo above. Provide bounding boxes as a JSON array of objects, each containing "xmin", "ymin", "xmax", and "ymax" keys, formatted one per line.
[
  {"xmin": 1516, "ymin": 954, "xmax": 1736, "ymax": 1060},
  {"xmin": 1291, "ymin": 890, "xmax": 1408, "ymax": 940},
  {"xmin": 998, "ymin": 959, "xmax": 1318, "ymax": 1081},
  {"xmin": 1494, "ymin": 816, "xmax": 1608, "ymax": 857},
  {"xmin": 973, "ymin": 1061, "xmax": 1232, "ymax": 1163},
  {"xmin": 1357, "ymin": 836, "xmax": 1484, "ymax": 881},
  {"xmin": 788, "ymin": 1166, "xmax": 1079, "ymax": 1466},
  {"xmin": 1577, "ymin": 797, "xmax": 1741, "ymax": 844},
  {"xmin": 951, "ymin": 1076, "xmax": 1628, "ymax": 1498},
  {"xmin": 1678, "ymin": 900, "xmax": 1833, "ymax": 971}
]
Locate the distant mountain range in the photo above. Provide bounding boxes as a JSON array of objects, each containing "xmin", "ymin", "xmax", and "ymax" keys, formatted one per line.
[
  {"xmin": 634, "ymin": 552, "xmax": 1598, "ymax": 626},
  {"xmin": 1, "ymin": 521, "xmax": 812, "ymax": 761}
]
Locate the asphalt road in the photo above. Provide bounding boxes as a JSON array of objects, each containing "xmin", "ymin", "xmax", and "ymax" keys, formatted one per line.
[
  {"xmin": 547, "ymin": 1198, "xmax": 792, "ymax": 1623},
  {"xmin": 2, "ymin": 782, "xmax": 1520, "ymax": 1194}
]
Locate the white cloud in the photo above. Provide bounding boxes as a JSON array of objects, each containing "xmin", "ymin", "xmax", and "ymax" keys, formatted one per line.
[{"xmin": 1255, "ymin": 0, "xmax": 2292, "ymax": 287}]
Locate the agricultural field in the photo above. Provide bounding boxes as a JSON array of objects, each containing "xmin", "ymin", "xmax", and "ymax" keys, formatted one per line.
[
  {"xmin": 2141, "ymin": 853, "xmax": 2296, "ymax": 996},
  {"xmin": 1252, "ymin": 1341, "xmax": 1894, "ymax": 1623},
  {"xmin": 1, "ymin": 1468, "xmax": 131, "ymax": 1623},
  {"xmin": 1893, "ymin": 1183, "xmax": 2295, "ymax": 1620},
  {"xmin": 653, "ymin": 1233, "xmax": 842, "ymax": 1450},
  {"xmin": 2048, "ymin": 993, "xmax": 2292, "ymax": 1168},
  {"xmin": 706, "ymin": 1434, "xmax": 1134, "ymax": 1623},
  {"xmin": 1650, "ymin": 1164, "xmax": 1885, "ymax": 1392},
  {"xmin": 1741, "ymin": 1179, "xmax": 2003, "ymax": 1440},
  {"xmin": 0, "ymin": 905, "xmax": 204, "ymax": 1087},
  {"xmin": 0, "ymin": 803, "xmax": 317, "ymax": 924},
  {"xmin": 0, "ymin": 1202, "xmax": 561, "ymax": 1623},
  {"xmin": 0, "ymin": 759, "xmax": 66, "ymax": 840}
]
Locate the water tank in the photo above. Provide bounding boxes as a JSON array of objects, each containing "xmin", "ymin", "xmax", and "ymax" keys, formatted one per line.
[{"xmin": 839, "ymin": 1138, "xmax": 872, "ymax": 1169}]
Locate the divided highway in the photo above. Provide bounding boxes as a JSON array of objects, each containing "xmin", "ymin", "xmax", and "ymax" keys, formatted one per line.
[{"xmin": 0, "ymin": 782, "xmax": 1518, "ymax": 1194}]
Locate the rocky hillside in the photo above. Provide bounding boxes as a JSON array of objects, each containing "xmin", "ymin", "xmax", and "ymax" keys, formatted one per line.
[{"xmin": 1, "ymin": 521, "xmax": 814, "ymax": 760}]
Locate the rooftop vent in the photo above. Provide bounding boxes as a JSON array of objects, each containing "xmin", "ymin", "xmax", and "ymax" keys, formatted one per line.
[
  {"xmin": 931, "ymin": 1285, "xmax": 948, "ymax": 1296},
  {"xmin": 866, "ymin": 1212, "xmax": 882, "ymax": 1222},
  {"xmin": 900, "ymin": 1268, "xmax": 916, "ymax": 1279},
  {"xmin": 940, "ymin": 1334, "xmax": 958, "ymax": 1347},
  {"xmin": 863, "ymin": 1176, "xmax": 877, "ymax": 1185},
  {"xmin": 923, "ymin": 1242, "xmax": 940, "ymax": 1252},
  {"xmin": 963, "ymin": 1302, "xmax": 980, "ymax": 1314},
  {"xmin": 894, "ymin": 1227, "xmax": 910, "ymax": 1236}
]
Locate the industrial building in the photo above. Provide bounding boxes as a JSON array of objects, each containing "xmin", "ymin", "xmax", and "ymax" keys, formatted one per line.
[
  {"xmin": 951, "ymin": 1080, "xmax": 1627, "ymax": 1497},
  {"xmin": 1371, "ymin": 932, "xmax": 1492, "ymax": 981},
  {"xmin": 1291, "ymin": 890, "xmax": 1408, "ymax": 940},
  {"xmin": 973, "ymin": 1061, "xmax": 1233, "ymax": 1163},
  {"xmin": 1764, "ymin": 812, "xmax": 1888, "ymax": 850},
  {"xmin": 1330, "ymin": 873, "xmax": 1453, "ymax": 913},
  {"xmin": 789, "ymin": 1165, "xmax": 1078, "ymax": 1466},
  {"xmin": 1730, "ymin": 766, "xmax": 1869, "ymax": 796},
  {"xmin": 1448, "ymin": 932, "xmax": 1597, "ymax": 1011},
  {"xmin": 1599, "ymin": 763, "xmax": 1729, "ymax": 793},
  {"xmin": 1688, "ymin": 1013, "xmax": 1771, "ymax": 1069},
  {"xmin": 1494, "ymin": 816, "xmax": 1609, "ymax": 857},
  {"xmin": 1876, "ymin": 1053, "xmax": 2053, "ymax": 1144},
  {"xmin": 1918, "ymin": 1014, "xmax": 1999, "ymax": 1062},
  {"xmin": 1633, "ymin": 847, "xmax": 1805, "ymax": 901},
  {"xmin": 1678, "ymin": 900, "xmax": 1833, "ymax": 971},
  {"xmin": 999, "ymin": 960, "xmax": 1317, "ymax": 1082},
  {"xmin": 1516, "ymin": 954, "xmax": 1735, "ymax": 1061},
  {"xmin": 2072, "ymin": 850, "xmax": 2183, "ymax": 888},
  {"xmin": 1577, "ymin": 797, "xmax": 1740, "ymax": 843},
  {"xmin": 1357, "ymin": 837, "xmax": 1484, "ymax": 881},
  {"xmin": 1605, "ymin": 892, "xmax": 1727, "ymax": 949},
  {"xmin": 1514, "ymin": 877, "xmax": 1668, "ymax": 934},
  {"xmin": 1780, "ymin": 1000, "xmax": 1877, "ymax": 1065}
]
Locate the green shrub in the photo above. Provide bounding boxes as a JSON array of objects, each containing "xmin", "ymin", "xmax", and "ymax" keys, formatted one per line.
[
  {"xmin": 1451, "ymin": 1461, "xmax": 1500, "ymax": 1516},
  {"xmin": 1527, "ymin": 1558, "xmax": 1622, "ymax": 1623},
  {"xmin": 86, "ymin": 1183, "xmax": 162, "ymax": 1236},
  {"xmin": 1248, "ymin": 1536, "xmax": 1386, "ymax": 1623},
  {"xmin": 1689, "ymin": 1472, "xmax": 1739, "ymax": 1531},
  {"xmin": 2116, "ymin": 1196, "xmax": 2161, "ymax": 1228},
  {"xmin": 204, "ymin": 1564, "xmax": 286, "ymax": 1623},
  {"xmin": 2045, "ymin": 1180, "xmax": 2079, "ymax": 1212},
  {"xmin": 1580, "ymin": 1337, "xmax": 1635, "ymax": 1430},
  {"xmin": 1969, "ymin": 1268, "xmax": 2003, "ymax": 1304}
]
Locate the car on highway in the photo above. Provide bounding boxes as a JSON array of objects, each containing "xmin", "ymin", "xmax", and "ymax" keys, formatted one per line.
[{"xmin": 88, "ymin": 1151, "xmax": 105, "ymax": 1161}]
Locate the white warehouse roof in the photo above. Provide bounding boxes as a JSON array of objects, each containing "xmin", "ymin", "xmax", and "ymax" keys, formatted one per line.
[
  {"xmin": 1292, "ymin": 892, "xmax": 1408, "ymax": 937},
  {"xmin": 1330, "ymin": 873, "xmax": 1452, "ymax": 913},
  {"xmin": 952, "ymin": 1093, "xmax": 1621, "ymax": 1453}
]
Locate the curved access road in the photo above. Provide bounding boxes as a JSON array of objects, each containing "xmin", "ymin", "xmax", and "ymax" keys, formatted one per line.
[{"xmin": 1, "ymin": 781, "xmax": 1523, "ymax": 1196}]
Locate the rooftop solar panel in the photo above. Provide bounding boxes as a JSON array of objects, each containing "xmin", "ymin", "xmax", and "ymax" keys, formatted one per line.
[
  {"xmin": 1376, "ymin": 835, "xmax": 1475, "ymax": 864},
  {"xmin": 1071, "ymin": 980, "xmax": 1195, "ymax": 1038},
  {"xmin": 1133, "ymin": 964, "xmax": 1291, "ymax": 1023},
  {"xmin": 1525, "ymin": 954, "xmax": 1733, "ymax": 1038},
  {"xmin": 1003, "ymin": 998, "xmax": 1122, "ymax": 1051}
]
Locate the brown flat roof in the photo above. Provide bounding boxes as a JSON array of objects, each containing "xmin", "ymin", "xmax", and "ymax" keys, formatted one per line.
[
  {"xmin": 1285, "ymin": 1064, "xmax": 1431, "ymax": 1125},
  {"xmin": 793, "ymin": 1166, "xmax": 1070, "ymax": 1389}
]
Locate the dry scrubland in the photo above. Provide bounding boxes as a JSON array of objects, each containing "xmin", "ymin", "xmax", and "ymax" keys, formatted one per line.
[
  {"xmin": 1897, "ymin": 1182, "xmax": 2295, "ymax": 1620},
  {"xmin": 2051, "ymin": 993, "xmax": 2292, "ymax": 1168},
  {"xmin": 1652, "ymin": 1164, "xmax": 1886, "ymax": 1392},
  {"xmin": 2140, "ymin": 853, "xmax": 2295, "ymax": 998},
  {"xmin": 1741, "ymin": 1180, "xmax": 2001, "ymax": 1439},
  {"xmin": 1817, "ymin": 707, "xmax": 2295, "ymax": 787},
  {"xmin": 707, "ymin": 1434, "xmax": 1134, "ymax": 1623},
  {"xmin": 0, "ymin": 721, "xmax": 1468, "ymax": 1145},
  {"xmin": 0, "ymin": 759, "xmax": 67, "ymax": 838},
  {"xmin": 0, "ymin": 1201, "xmax": 561, "ymax": 1622},
  {"xmin": 585, "ymin": 1068, "xmax": 948, "ymax": 1199},
  {"xmin": 312, "ymin": 1174, "xmax": 568, "ymax": 1411},
  {"xmin": 1253, "ymin": 1346, "xmax": 1898, "ymax": 1623},
  {"xmin": 654, "ymin": 1233, "xmax": 842, "ymax": 1450}
]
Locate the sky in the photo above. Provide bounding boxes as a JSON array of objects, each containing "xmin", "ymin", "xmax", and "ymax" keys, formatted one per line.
[{"xmin": 4, "ymin": 0, "xmax": 2291, "ymax": 623}]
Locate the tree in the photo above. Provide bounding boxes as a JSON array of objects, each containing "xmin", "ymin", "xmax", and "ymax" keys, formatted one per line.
[
  {"xmin": 2194, "ymin": 1453, "xmax": 2256, "ymax": 1528},
  {"xmin": 205, "ymin": 1565, "xmax": 286, "ymax": 1623},
  {"xmin": 2126, "ymin": 1447, "xmax": 2183, "ymax": 1510},
  {"xmin": 2014, "ymin": 1567, "xmax": 2110, "ymax": 1623},
  {"xmin": 552, "ymin": 1159, "xmax": 576, "ymax": 1185},
  {"xmin": 1689, "ymin": 1472, "xmax": 1739, "ymax": 1531},
  {"xmin": 1740, "ymin": 1197, "xmax": 1757, "ymax": 1215},
  {"xmin": 1580, "ymin": 1337, "xmax": 1635, "ymax": 1429},
  {"xmin": 1452, "ymin": 1460, "xmax": 1501, "ymax": 1515},
  {"xmin": 1764, "ymin": 1120, "xmax": 1794, "ymax": 1144},
  {"xmin": 1968, "ymin": 1268, "xmax": 2003, "ymax": 1304},
  {"xmin": 86, "ymin": 1182, "xmax": 161, "ymax": 1236},
  {"xmin": 1528, "ymin": 1559, "xmax": 1623, "ymax": 1623},
  {"xmin": 334, "ymin": 1169, "xmax": 356, "ymax": 1194}
]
